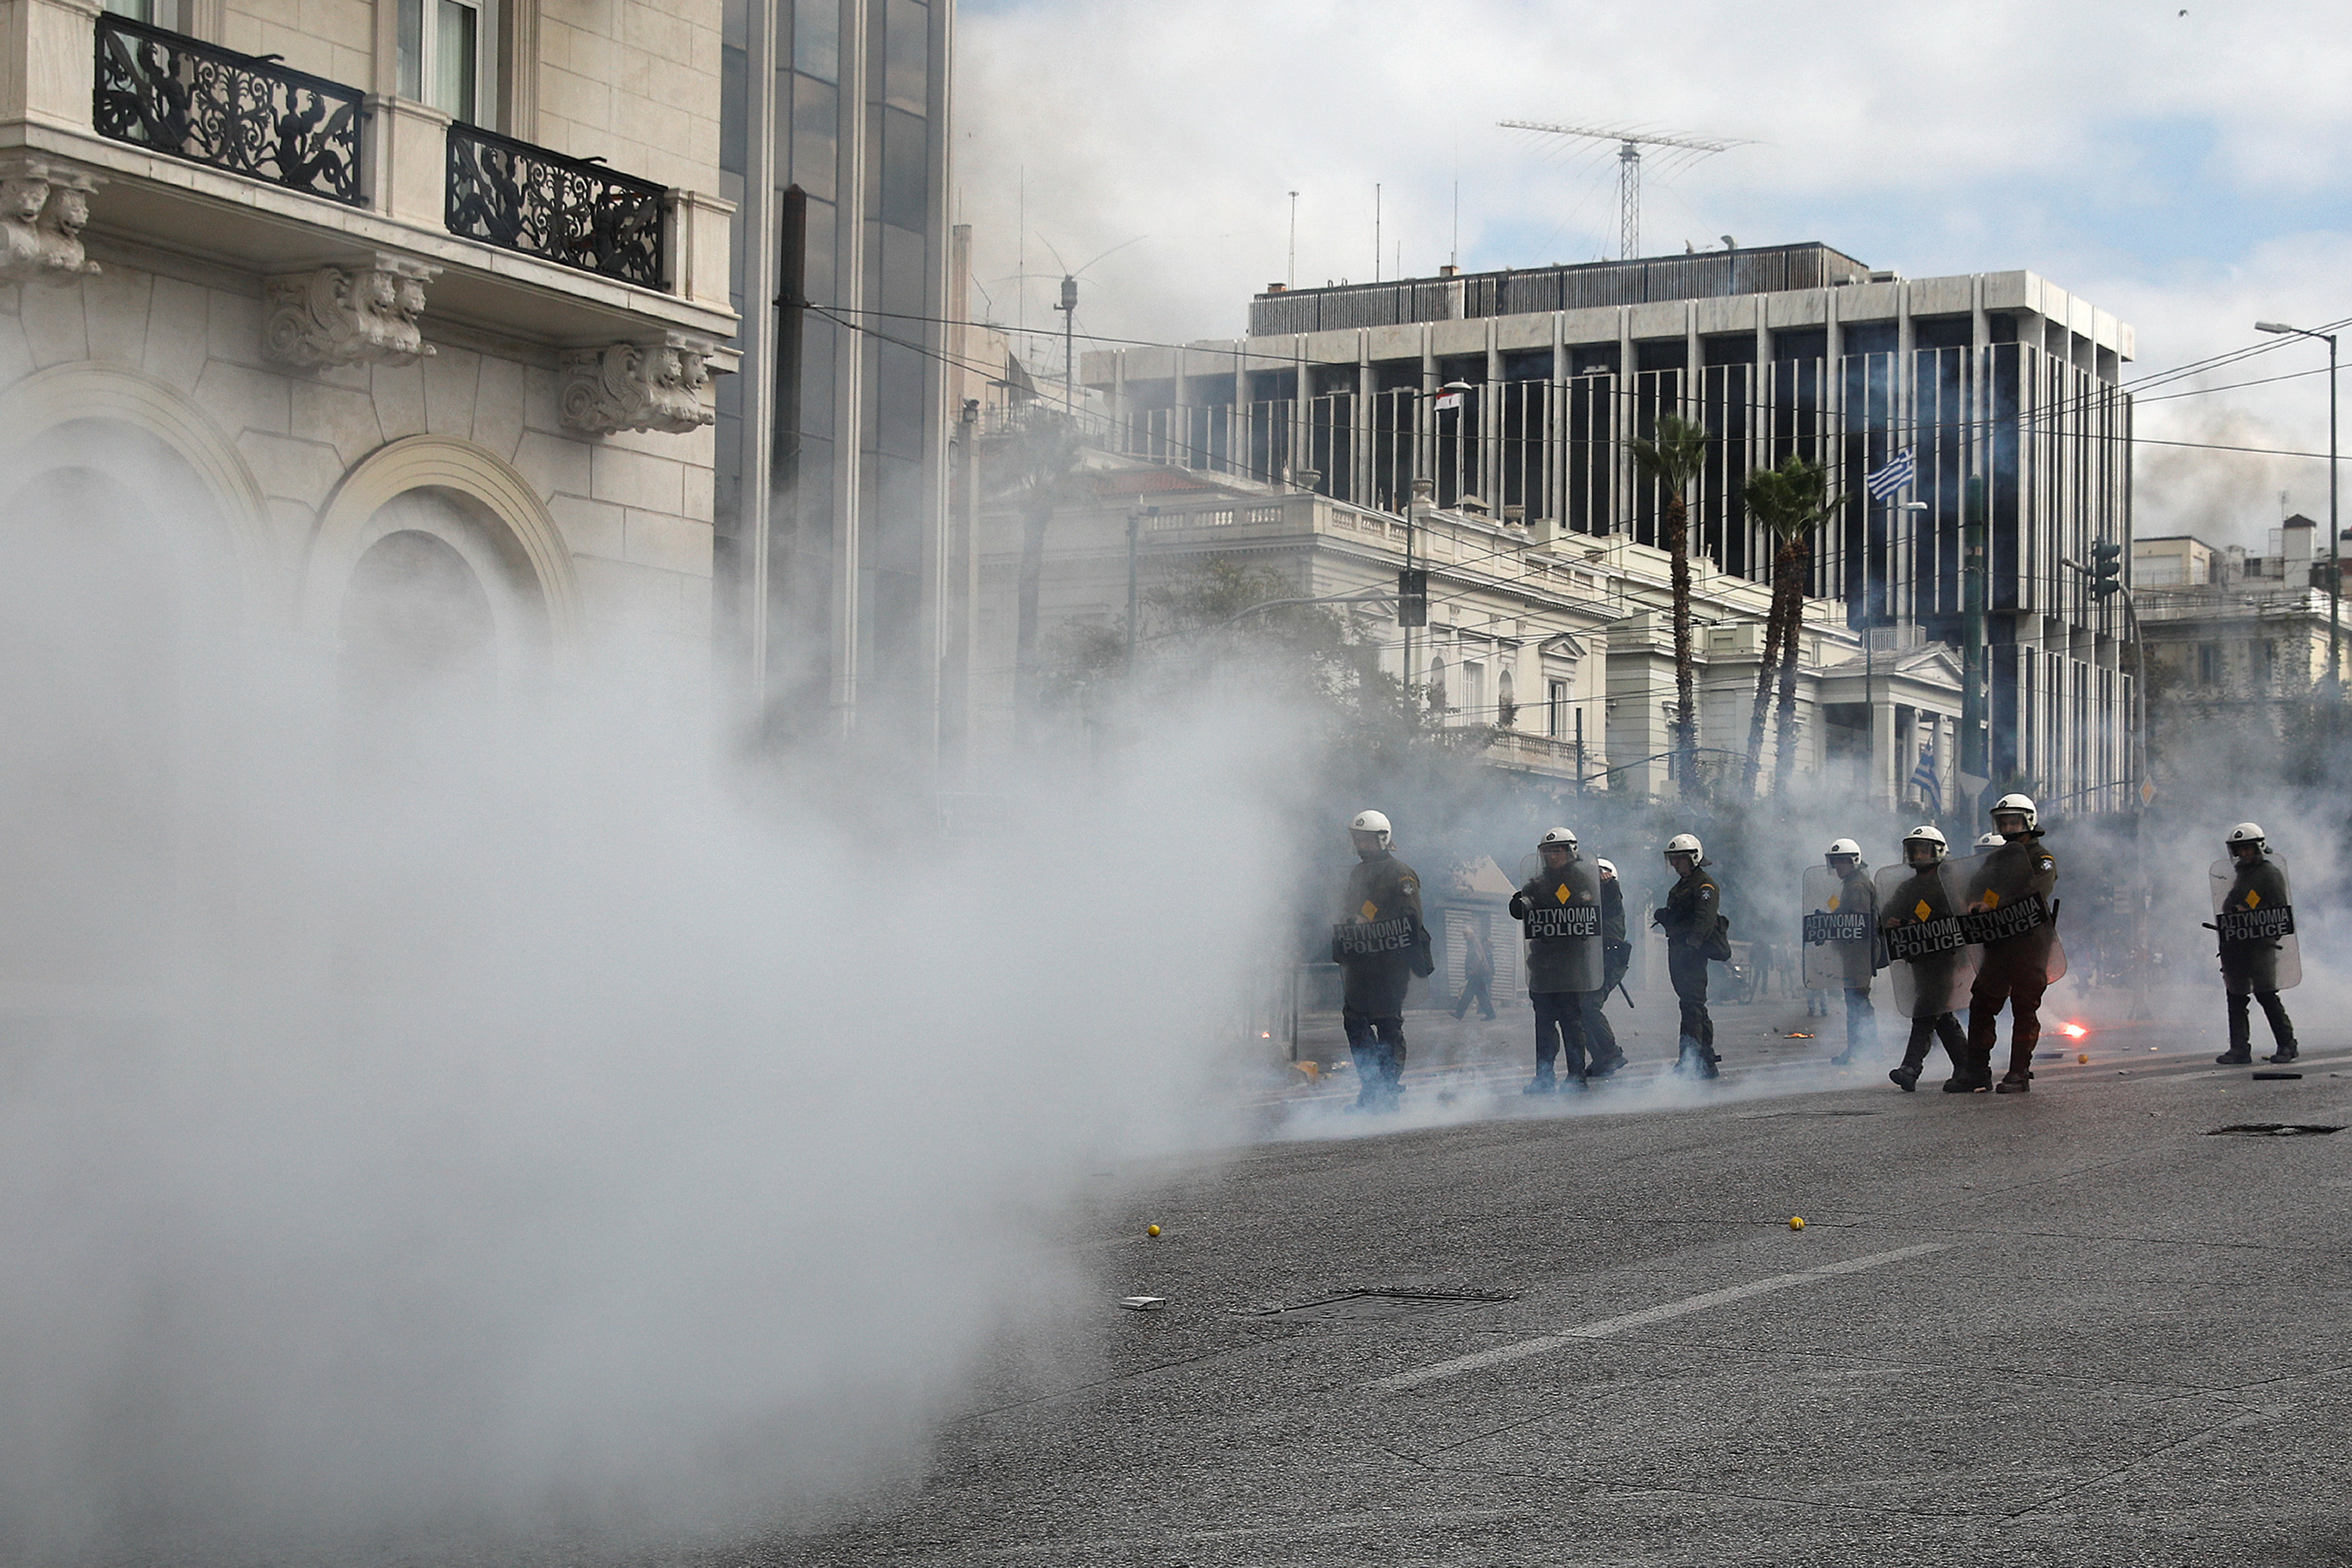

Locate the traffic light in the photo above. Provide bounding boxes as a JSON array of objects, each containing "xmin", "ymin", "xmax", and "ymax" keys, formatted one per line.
[
  {"xmin": 2090, "ymin": 540, "xmax": 2123, "ymax": 599},
  {"xmin": 1396, "ymin": 568, "xmax": 1428, "ymax": 627}
]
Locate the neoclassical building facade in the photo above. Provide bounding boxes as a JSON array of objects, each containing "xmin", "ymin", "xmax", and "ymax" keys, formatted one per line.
[
  {"xmin": 0, "ymin": 0, "xmax": 734, "ymax": 1036},
  {"xmin": 0, "ymin": 0, "xmax": 734, "ymax": 688}
]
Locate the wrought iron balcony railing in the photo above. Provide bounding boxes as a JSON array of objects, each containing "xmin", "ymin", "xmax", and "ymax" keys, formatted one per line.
[
  {"xmin": 445, "ymin": 124, "xmax": 665, "ymax": 288},
  {"xmin": 92, "ymin": 13, "xmax": 366, "ymax": 207}
]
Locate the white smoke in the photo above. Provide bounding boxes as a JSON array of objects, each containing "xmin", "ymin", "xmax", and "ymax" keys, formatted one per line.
[{"xmin": 0, "ymin": 447, "xmax": 1307, "ymax": 1563}]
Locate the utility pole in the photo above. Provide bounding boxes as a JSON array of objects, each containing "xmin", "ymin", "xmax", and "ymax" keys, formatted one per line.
[
  {"xmin": 1126, "ymin": 505, "xmax": 1146, "ymax": 668},
  {"xmin": 767, "ymin": 183, "xmax": 808, "ymax": 713},
  {"xmin": 1055, "ymin": 273, "xmax": 1077, "ymax": 416},
  {"xmin": 1287, "ymin": 190, "xmax": 1298, "ymax": 288},
  {"xmin": 2257, "ymin": 321, "xmax": 2341, "ymax": 685}
]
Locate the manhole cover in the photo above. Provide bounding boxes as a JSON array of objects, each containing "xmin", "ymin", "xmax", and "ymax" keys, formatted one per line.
[
  {"xmin": 2207, "ymin": 1123, "xmax": 2343, "ymax": 1138},
  {"xmin": 1236, "ymin": 1289, "xmax": 1513, "ymax": 1322}
]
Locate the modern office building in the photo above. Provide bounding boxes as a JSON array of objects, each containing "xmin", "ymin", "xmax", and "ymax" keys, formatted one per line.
[
  {"xmin": 1081, "ymin": 244, "xmax": 2138, "ymax": 810},
  {"xmin": 713, "ymin": 0, "xmax": 956, "ymax": 748}
]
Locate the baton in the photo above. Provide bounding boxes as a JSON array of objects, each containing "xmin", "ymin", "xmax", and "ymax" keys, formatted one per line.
[{"xmin": 1615, "ymin": 979, "xmax": 1636, "ymax": 1009}]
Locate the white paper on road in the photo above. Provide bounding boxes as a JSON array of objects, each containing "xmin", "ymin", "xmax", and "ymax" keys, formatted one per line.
[{"xmin": 1365, "ymin": 1242, "xmax": 1951, "ymax": 1392}]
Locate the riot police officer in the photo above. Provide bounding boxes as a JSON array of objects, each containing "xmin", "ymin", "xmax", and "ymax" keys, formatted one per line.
[
  {"xmin": 2214, "ymin": 822, "xmax": 2299, "ymax": 1065},
  {"xmin": 1331, "ymin": 810, "xmax": 1432, "ymax": 1108},
  {"xmin": 1654, "ymin": 833, "xmax": 1724, "ymax": 1078},
  {"xmin": 1877, "ymin": 826, "xmax": 1973, "ymax": 1092},
  {"xmin": 1822, "ymin": 838, "xmax": 1882, "ymax": 1065},
  {"xmin": 1582, "ymin": 858, "xmax": 1631, "ymax": 1076},
  {"xmin": 1509, "ymin": 827, "xmax": 1604, "ymax": 1092},
  {"xmin": 1960, "ymin": 793, "xmax": 2060, "ymax": 1094}
]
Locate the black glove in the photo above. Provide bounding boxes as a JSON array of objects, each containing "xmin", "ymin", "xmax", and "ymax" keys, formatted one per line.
[{"xmin": 1508, "ymin": 893, "xmax": 1528, "ymax": 920}]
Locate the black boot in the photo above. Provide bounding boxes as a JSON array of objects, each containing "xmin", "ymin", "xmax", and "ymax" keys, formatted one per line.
[
  {"xmin": 2259, "ymin": 992, "xmax": 2298, "ymax": 1063},
  {"xmin": 1889, "ymin": 1020, "xmax": 1931, "ymax": 1091},
  {"xmin": 1994, "ymin": 1069, "xmax": 2033, "ymax": 1094},
  {"xmin": 1943, "ymin": 1045, "xmax": 1993, "ymax": 1094},
  {"xmin": 1523, "ymin": 1065, "xmax": 1558, "ymax": 1095}
]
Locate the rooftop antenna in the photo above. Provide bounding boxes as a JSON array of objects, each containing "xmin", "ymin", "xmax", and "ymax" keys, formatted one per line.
[
  {"xmin": 1287, "ymin": 190, "xmax": 1299, "ymax": 288},
  {"xmin": 1498, "ymin": 120, "xmax": 1752, "ymax": 261}
]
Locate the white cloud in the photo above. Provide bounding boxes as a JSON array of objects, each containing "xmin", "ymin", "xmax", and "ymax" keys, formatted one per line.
[{"xmin": 955, "ymin": 0, "xmax": 2352, "ymax": 548}]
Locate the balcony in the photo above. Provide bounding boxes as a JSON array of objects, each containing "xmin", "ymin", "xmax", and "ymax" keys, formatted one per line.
[{"xmin": 0, "ymin": 0, "xmax": 732, "ymax": 357}]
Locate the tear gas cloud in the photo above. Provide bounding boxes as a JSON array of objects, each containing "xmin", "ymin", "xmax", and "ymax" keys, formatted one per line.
[
  {"xmin": 7, "ymin": 437, "xmax": 2349, "ymax": 1567},
  {"xmin": 0, "ymin": 446, "xmax": 1314, "ymax": 1563}
]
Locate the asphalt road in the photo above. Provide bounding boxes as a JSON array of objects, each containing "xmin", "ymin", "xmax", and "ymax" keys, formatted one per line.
[{"xmin": 739, "ymin": 984, "xmax": 2352, "ymax": 1567}]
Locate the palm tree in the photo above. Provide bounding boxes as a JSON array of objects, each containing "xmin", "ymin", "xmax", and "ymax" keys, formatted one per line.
[
  {"xmin": 1740, "ymin": 455, "xmax": 1833, "ymax": 796},
  {"xmin": 1630, "ymin": 412, "xmax": 1711, "ymax": 792}
]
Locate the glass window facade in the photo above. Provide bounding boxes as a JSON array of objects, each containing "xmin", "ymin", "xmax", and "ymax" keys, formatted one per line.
[{"xmin": 714, "ymin": 0, "xmax": 948, "ymax": 746}]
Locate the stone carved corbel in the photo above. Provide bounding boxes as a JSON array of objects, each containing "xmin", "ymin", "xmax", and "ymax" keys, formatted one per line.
[
  {"xmin": 558, "ymin": 337, "xmax": 716, "ymax": 435},
  {"xmin": 262, "ymin": 255, "xmax": 438, "ymax": 368},
  {"xmin": 0, "ymin": 158, "xmax": 103, "ymax": 284}
]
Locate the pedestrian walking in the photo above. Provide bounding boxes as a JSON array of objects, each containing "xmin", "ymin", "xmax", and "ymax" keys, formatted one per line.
[{"xmin": 1450, "ymin": 919, "xmax": 1497, "ymax": 1020}]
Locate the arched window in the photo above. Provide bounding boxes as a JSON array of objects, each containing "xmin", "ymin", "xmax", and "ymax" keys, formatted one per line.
[
  {"xmin": 1497, "ymin": 668, "xmax": 1517, "ymax": 728},
  {"xmin": 1427, "ymin": 656, "xmax": 1448, "ymax": 713}
]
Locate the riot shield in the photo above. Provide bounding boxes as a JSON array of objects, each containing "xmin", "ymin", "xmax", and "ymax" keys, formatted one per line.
[
  {"xmin": 1876, "ymin": 862, "xmax": 1978, "ymax": 1019},
  {"xmin": 2210, "ymin": 854, "xmax": 2302, "ymax": 990},
  {"xmin": 1799, "ymin": 865, "xmax": 1874, "ymax": 990},
  {"xmin": 1518, "ymin": 858, "xmax": 1605, "ymax": 994},
  {"xmin": 1956, "ymin": 844, "xmax": 2066, "ymax": 984}
]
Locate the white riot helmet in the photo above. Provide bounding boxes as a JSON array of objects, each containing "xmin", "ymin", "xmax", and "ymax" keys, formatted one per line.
[
  {"xmin": 1538, "ymin": 826, "xmax": 1579, "ymax": 852},
  {"xmin": 1665, "ymin": 832, "xmax": 1702, "ymax": 859},
  {"xmin": 1901, "ymin": 824, "xmax": 1949, "ymax": 864},
  {"xmin": 1990, "ymin": 793, "xmax": 2039, "ymax": 834},
  {"xmin": 1974, "ymin": 831, "xmax": 2003, "ymax": 849},
  {"xmin": 1596, "ymin": 858, "xmax": 1619, "ymax": 877},
  {"xmin": 1826, "ymin": 837, "xmax": 1862, "ymax": 861},
  {"xmin": 2225, "ymin": 822, "xmax": 2267, "ymax": 855},
  {"xmin": 1348, "ymin": 809, "xmax": 1392, "ymax": 849}
]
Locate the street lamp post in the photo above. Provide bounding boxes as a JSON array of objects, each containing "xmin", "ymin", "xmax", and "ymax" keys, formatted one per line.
[{"xmin": 2256, "ymin": 320, "xmax": 2340, "ymax": 686}]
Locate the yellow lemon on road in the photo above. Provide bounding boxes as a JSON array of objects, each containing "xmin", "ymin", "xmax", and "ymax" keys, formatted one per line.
[
  {"xmin": 1146, "ymin": 1224, "xmax": 1161, "ymax": 1237},
  {"xmin": 1789, "ymin": 1216, "xmax": 1805, "ymax": 1230}
]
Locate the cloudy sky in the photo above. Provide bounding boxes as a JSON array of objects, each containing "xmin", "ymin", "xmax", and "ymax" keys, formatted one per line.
[{"xmin": 954, "ymin": 0, "xmax": 2351, "ymax": 547}]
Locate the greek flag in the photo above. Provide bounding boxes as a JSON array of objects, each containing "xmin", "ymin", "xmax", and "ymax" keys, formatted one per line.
[
  {"xmin": 1864, "ymin": 447, "xmax": 1917, "ymax": 502},
  {"xmin": 1911, "ymin": 746, "xmax": 1941, "ymax": 814}
]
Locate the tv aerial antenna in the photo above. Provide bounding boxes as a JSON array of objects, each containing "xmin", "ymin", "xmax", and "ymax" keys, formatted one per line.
[{"xmin": 1497, "ymin": 120, "xmax": 1752, "ymax": 261}]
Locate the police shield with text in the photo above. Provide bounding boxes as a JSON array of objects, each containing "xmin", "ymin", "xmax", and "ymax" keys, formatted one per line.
[
  {"xmin": 1958, "ymin": 793, "xmax": 2064, "ymax": 1094},
  {"xmin": 1509, "ymin": 827, "xmax": 1604, "ymax": 1092},
  {"xmin": 1654, "ymin": 833, "xmax": 1727, "ymax": 1079},
  {"xmin": 1876, "ymin": 826, "xmax": 1978, "ymax": 1092},
  {"xmin": 2210, "ymin": 822, "xmax": 2300, "ymax": 1065},
  {"xmin": 1801, "ymin": 838, "xmax": 1882, "ymax": 1065},
  {"xmin": 1332, "ymin": 810, "xmax": 1433, "ymax": 1108}
]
